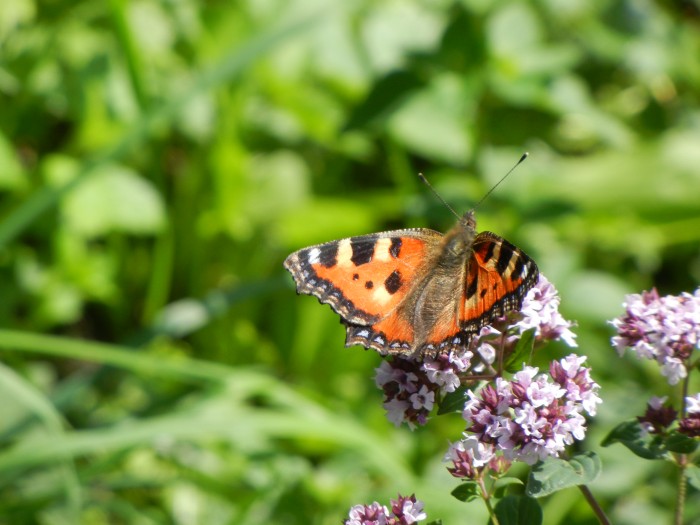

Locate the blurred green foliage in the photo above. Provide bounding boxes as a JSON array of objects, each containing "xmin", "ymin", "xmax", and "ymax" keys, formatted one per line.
[{"xmin": 0, "ymin": 0, "xmax": 699, "ymax": 523}]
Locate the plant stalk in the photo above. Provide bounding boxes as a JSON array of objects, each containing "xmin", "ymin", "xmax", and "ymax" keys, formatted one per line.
[
  {"xmin": 578, "ymin": 484, "xmax": 610, "ymax": 525},
  {"xmin": 477, "ymin": 475, "xmax": 500, "ymax": 525},
  {"xmin": 674, "ymin": 373, "xmax": 691, "ymax": 525}
]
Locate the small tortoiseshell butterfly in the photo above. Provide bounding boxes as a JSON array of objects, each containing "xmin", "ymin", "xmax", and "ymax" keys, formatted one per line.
[{"xmin": 284, "ymin": 183, "xmax": 539, "ymax": 359}]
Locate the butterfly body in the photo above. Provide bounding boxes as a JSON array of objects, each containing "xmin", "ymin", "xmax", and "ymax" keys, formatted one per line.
[{"xmin": 284, "ymin": 210, "xmax": 538, "ymax": 358}]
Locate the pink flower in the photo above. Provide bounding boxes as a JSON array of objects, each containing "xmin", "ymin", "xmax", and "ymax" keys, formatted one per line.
[
  {"xmin": 345, "ymin": 502, "xmax": 389, "ymax": 525},
  {"xmin": 610, "ymin": 287, "xmax": 700, "ymax": 385},
  {"xmin": 390, "ymin": 494, "xmax": 427, "ymax": 524},
  {"xmin": 516, "ymin": 275, "xmax": 577, "ymax": 347},
  {"xmin": 344, "ymin": 495, "xmax": 427, "ymax": 525},
  {"xmin": 444, "ymin": 436, "xmax": 501, "ymax": 479}
]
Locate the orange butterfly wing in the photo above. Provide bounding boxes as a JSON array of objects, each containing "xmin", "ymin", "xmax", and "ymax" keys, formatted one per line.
[
  {"xmin": 459, "ymin": 231, "xmax": 539, "ymax": 334},
  {"xmin": 283, "ymin": 229, "xmax": 443, "ymax": 353}
]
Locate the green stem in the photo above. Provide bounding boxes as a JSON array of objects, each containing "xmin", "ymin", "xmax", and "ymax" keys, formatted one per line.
[
  {"xmin": 578, "ymin": 485, "xmax": 611, "ymax": 525},
  {"xmin": 477, "ymin": 474, "xmax": 499, "ymax": 525},
  {"xmin": 674, "ymin": 373, "xmax": 691, "ymax": 525},
  {"xmin": 675, "ymin": 456, "xmax": 687, "ymax": 525}
]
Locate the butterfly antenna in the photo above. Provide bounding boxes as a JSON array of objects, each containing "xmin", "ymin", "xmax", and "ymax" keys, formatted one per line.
[
  {"xmin": 471, "ymin": 152, "xmax": 529, "ymax": 211},
  {"xmin": 417, "ymin": 172, "xmax": 462, "ymax": 221}
]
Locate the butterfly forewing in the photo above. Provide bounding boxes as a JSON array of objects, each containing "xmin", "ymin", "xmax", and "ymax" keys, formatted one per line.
[
  {"xmin": 283, "ymin": 229, "xmax": 443, "ymax": 345},
  {"xmin": 459, "ymin": 232, "xmax": 538, "ymax": 334}
]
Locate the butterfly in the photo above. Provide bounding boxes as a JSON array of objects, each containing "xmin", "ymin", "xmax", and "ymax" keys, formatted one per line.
[{"xmin": 283, "ymin": 209, "xmax": 539, "ymax": 359}]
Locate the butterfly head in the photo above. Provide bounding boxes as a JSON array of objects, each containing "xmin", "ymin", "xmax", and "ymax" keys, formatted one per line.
[{"xmin": 461, "ymin": 210, "xmax": 477, "ymax": 231}]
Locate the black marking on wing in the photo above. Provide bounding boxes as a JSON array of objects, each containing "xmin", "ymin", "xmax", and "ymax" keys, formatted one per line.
[
  {"xmin": 495, "ymin": 242, "xmax": 514, "ymax": 275},
  {"xmin": 512, "ymin": 254, "xmax": 525, "ymax": 279},
  {"xmin": 384, "ymin": 270, "xmax": 402, "ymax": 294},
  {"xmin": 465, "ymin": 274, "xmax": 478, "ymax": 300},
  {"xmin": 389, "ymin": 237, "xmax": 402, "ymax": 258},
  {"xmin": 350, "ymin": 236, "xmax": 376, "ymax": 266},
  {"xmin": 482, "ymin": 242, "xmax": 496, "ymax": 264}
]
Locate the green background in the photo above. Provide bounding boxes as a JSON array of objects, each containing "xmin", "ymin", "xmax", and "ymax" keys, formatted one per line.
[{"xmin": 1, "ymin": 0, "xmax": 699, "ymax": 523}]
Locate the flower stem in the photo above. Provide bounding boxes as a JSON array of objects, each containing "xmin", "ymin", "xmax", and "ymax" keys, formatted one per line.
[
  {"xmin": 477, "ymin": 476, "xmax": 500, "ymax": 525},
  {"xmin": 674, "ymin": 373, "xmax": 691, "ymax": 525},
  {"xmin": 577, "ymin": 485, "xmax": 610, "ymax": 525},
  {"xmin": 675, "ymin": 455, "xmax": 687, "ymax": 525}
]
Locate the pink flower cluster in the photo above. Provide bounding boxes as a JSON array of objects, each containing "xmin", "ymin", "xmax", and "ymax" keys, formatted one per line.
[
  {"xmin": 375, "ymin": 352, "xmax": 471, "ymax": 429},
  {"xmin": 610, "ymin": 288, "xmax": 700, "ymax": 385},
  {"xmin": 454, "ymin": 354, "xmax": 601, "ymax": 466},
  {"xmin": 344, "ymin": 494, "xmax": 427, "ymax": 525}
]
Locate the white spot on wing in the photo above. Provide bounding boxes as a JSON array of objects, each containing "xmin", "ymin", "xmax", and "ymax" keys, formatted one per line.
[
  {"xmin": 308, "ymin": 248, "xmax": 321, "ymax": 264},
  {"xmin": 374, "ymin": 238, "xmax": 392, "ymax": 262},
  {"xmin": 337, "ymin": 239, "xmax": 353, "ymax": 267},
  {"xmin": 372, "ymin": 286, "xmax": 392, "ymax": 305}
]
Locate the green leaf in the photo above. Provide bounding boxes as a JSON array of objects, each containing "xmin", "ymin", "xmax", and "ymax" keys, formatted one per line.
[
  {"xmin": 437, "ymin": 386, "xmax": 467, "ymax": 415},
  {"xmin": 494, "ymin": 495, "xmax": 542, "ymax": 525},
  {"xmin": 601, "ymin": 420, "xmax": 667, "ymax": 460},
  {"xmin": 504, "ymin": 328, "xmax": 536, "ymax": 372},
  {"xmin": 451, "ymin": 481, "xmax": 480, "ymax": 502},
  {"xmin": 686, "ymin": 465, "xmax": 700, "ymax": 491},
  {"xmin": 494, "ymin": 476, "xmax": 525, "ymax": 498},
  {"xmin": 526, "ymin": 452, "xmax": 601, "ymax": 498},
  {"xmin": 62, "ymin": 164, "xmax": 166, "ymax": 237},
  {"xmin": 665, "ymin": 431, "xmax": 699, "ymax": 454}
]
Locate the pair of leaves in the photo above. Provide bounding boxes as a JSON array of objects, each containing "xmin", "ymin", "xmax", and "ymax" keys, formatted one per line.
[
  {"xmin": 451, "ymin": 453, "xmax": 600, "ymax": 524},
  {"xmin": 602, "ymin": 420, "xmax": 699, "ymax": 460},
  {"xmin": 451, "ymin": 478, "xmax": 524, "ymax": 503},
  {"xmin": 452, "ymin": 483, "xmax": 541, "ymax": 525}
]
